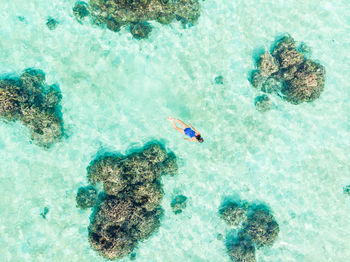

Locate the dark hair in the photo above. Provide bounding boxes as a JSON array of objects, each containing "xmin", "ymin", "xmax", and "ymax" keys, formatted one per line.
[{"xmin": 196, "ymin": 135, "xmax": 204, "ymax": 143}]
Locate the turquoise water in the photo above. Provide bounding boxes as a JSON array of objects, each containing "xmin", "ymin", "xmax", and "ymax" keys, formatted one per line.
[{"xmin": 1, "ymin": 0, "xmax": 350, "ymax": 261}]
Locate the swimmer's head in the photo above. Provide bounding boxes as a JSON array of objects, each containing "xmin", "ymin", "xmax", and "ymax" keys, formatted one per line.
[{"xmin": 196, "ymin": 135, "xmax": 204, "ymax": 143}]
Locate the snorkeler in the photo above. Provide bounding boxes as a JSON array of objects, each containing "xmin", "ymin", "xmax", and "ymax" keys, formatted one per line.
[{"xmin": 167, "ymin": 116, "xmax": 204, "ymax": 143}]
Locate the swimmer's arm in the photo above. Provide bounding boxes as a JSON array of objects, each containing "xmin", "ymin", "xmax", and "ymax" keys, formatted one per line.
[{"xmin": 184, "ymin": 138, "xmax": 195, "ymax": 142}]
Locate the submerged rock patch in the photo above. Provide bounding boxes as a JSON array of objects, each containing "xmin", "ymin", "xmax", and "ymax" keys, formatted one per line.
[
  {"xmin": 72, "ymin": 0, "xmax": 201, "ymax": 38},
  {"xmin": 228, "ymin": 237, "xmax": 256, "ymax": 262},
  {"xmin": 0, "ymin": 69, "xmax": 63, "ymax": 147},
  {"xmin": 254, "ymin": 94, "xmax": 272, "ymax": 112},
  {"xmin": 214, "ymin": 75, "xmax": 224, "ymax": 85},
  {"xmin": 239, "ymin": 209, "xmax": 279, "ymax": 248},
  {"xmin": 171, "ymin": 194, "xmax": 187, "ymax": 214},
  {"xmin": 46, "ymin": 17, "xmax": 59, "ymax": 30},
  {"xmin": 130, "ymin": 22, "xmax": 152, "ymax": 39},
  {"xmin": 76, "ymin": 185, "xmax": 98, "ymax": 209},
  {"xmin": 219, "ymin": 202, "xmax": 247, "ymax": 226},
  {"xmin": 218, "ymin": 201, "xmax": 279, "ymax": 262},
  {"xmin": 250, "ymin": 35, "xmax": 326, "ymax": 105},
  {"xmin": 78, "ymin": 142, "xmax": 178, "ymax": 260}
]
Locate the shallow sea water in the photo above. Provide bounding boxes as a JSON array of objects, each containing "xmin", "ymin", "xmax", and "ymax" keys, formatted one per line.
[{"xmin": 0, "ymin": 0, "xmax": 350, "ymax": 261}]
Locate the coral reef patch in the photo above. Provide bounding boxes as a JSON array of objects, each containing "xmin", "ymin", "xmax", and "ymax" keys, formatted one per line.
[
  {"xmin": 73, "ymin": 1, "xmax": 90, "ymax": 21},
  {"xmin": 250, "ymin": 35, "xmax": 326, "ymax": 105},
  {"xmin": 239, "ymin": 209, "xmax": 279, "ymax": 248},
  {"xmin": 218, "ymin": 201, "xmax": 279, "ymax": 262},
  {"xmin": 227, "ymin": 237, "xmax": 256, "ymax": 262},
  {"xmin": 214, "ymin": 75, "xmax": 224, "ymax": 85},
  {"xmin": 72, "ymin": 0, "xmax": 201, "ymax": 38},
  {"xmin": 46, "ymin": 17, "xmax": 59, "ymax": 30},
  {"xmin": 0, "ymin": 68, "xmax": 63, "ymax": 147},
  {"xmin": 76, "ymin": 185, "xmax": 98, "ymax": 209},
  {"xmin": 219, "ymin": 202, "xmax": 247, "ymax": 226},
  {"xmin": 171, "ymin": 194, "xmax": 187, "ymax": 214},
  {"xmin": 254, "ymin": 94, "xmax": 272, "ymax": 112},
  {"xmin": 78, "ymin": 142, "xmax": 178, "ymax": 259},
  {"xmin": 130, "ymin": 22, "xmax": 152, "ymax": 39},
  {"xmin": 40, "ymin": 206, "xmax": 50, "ymax": 219}
]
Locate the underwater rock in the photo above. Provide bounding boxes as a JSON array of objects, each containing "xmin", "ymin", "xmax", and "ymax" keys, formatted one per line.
[
  {"xmin": 133, "ymin": 208, "xmax": 163, "ymax": 241},
  {"xmin": 42, "ymin": 89, "xmax": 62, "ymax": 108},
  {"xmin": 250, "ymin": 71, "xmax": 267, "ymax": 90},
  {"xmin": 255, "ymin": 95, "xmax": 272, "ymax": 112},
  {"xmin": 76, "ymin": 186, "xmax": 98, "ymax": 209},
  {"xmin": 73, "ymin": 1, "xmax": 90, "ymax": 20},
  {"xmin": 343, "ymin": 185, "xmax": 350, "ymax": 195},
  {"xmin": 283, "ymin": 60, "xmax": 325, "ymax": 104},
  {"xmin": 40, "ymin": 206, "xmax": 50, "ymax": 219},
  {"xmin": 215, "ymin": 75, "xmax": 224, "ymax": 85},
  {"xmin": 130, "ymin": 253, "xmax": 137, "ymax": 260},
  {"xmin": 239, "ymin": 209, "xmax": 279, "ymax": 248},
  {"xmin": 85, "ymin": 142, "xmax": 178, "ymax": 259},
  {"xmin": 46, "ymin": 18, "xmax": 59, "ymax": 30},
  {"xmin": 89, "ymin": 197, "xmax": 161, "ymax": 259},
  {"xmin": 278, "ymin": 48, "xmax": 304, "ymax": 69},
  {"xmin": 142, "ymin": 142, "xmax": 168, "ymax": 164},
  {"xmin": 257, "ymin": 52, "xmax": 279, "ymax": 77},
  {"xmin": 0, "ymin": 80, "xmax": 23, "ymax": 121},
  {"xmin": 123, "ymin": 153, "xmax": 158, "ymax": 184},
  {"xmin": 18, "ymin": 16, "xmax": 27, "ymax": 22},
  {"xmin": 216, "ymin": 233, "xmax": 223, "ymax": 240},
  {"xmin": 133, "ymin": 182, "xmax": 164, "ymax": 211},
  {"xmin": 89, "ymin": 198, "xmax": 140, "ymax": 259},
  {"xmin": 130, "ymin": 22, "xmax": 152, "ymax": 39},
  {"xmin": 227, "ymin": 237, "xmax": 256, "ymax": 262},
  {"xmin": 87, "ymin": 155, "xmax": 125, "ymax": 185},
  {"xmin": 281, "ymin": 65, "xmax": 298, "ymax": 81},
  {"xmin": 171, "ymin": 194, "xmax": 187, "ymax": 214},
  {"xmin": 0, "ymin": 69, "xmax": 63, "ymax": 147},
  {"xmin": 158, "ymin": 151, "xmax": 178, "ymax": 176},
  {"xmin": 298, "ymin": 42, "xmax": 312, "ymax": 57},
  {"xmin": 250, "ymin": 35, "xmax": 325, "ymax": 104},
  {"xmin": 272, "ymin": 36, "xmax": 298, "ymax": 64},
  {"xmin": 261, "ymin": 77, "xmax": 283, "ymax": 93},
  {"xmin": 219, "ymin": 202, "xmax": 247, "ymax": 226},
  {"xmin": 106, "ymin": 19, "xmax": 121, "ymax": 32},
  {"xmin": 75, "ymin": 0, "xmax": 200, "ymax": 37}
]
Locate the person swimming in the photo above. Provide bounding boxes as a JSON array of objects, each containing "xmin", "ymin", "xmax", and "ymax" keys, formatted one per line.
[{"xmin": 167, "ymin": 116, "xmax": 204, "ymax": 143}]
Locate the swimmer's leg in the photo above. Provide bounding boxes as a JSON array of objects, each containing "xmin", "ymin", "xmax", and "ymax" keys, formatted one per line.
[
  {"xmin": 168, "ymin": 117, "xmax": 185, "ymax": 134},
  {"xmin": 171, "ymin": 118, "xmax": 189, "ymax": 128}
]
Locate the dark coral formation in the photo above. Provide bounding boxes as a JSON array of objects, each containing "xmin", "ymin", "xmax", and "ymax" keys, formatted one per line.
[
  {"xmin": 218, "ymin": 202, "xmax": 279, "ymax": 262},
  {"xmin": 76, "ymin": 186, "xmax": 98, "ymax": 209},
  {"xmin": 171, "ymin": 194, "xmax": 187, "ymax": 214},
  {"xmin": 227, "ymin": 237, "xmax": 256, "ymax": 262},
  {"xmin": 239, "ymin": 209, "xmax": 279, "ymax": 248},
  {"xmin": 40, "ymin": 206, "xmax": 50, "ymax": 219},
  {"xmin": 0, "ymin": 69, "xmax": 63, "ymax": 147},
  {"xmin": 251, "ymin": 36, "xmax": 326, "ymax": 104},
  {"xmin": 257, "ymin": 52, "xmax": 279, "ymax": 77},
  {"xmin": 130, "ymin": 252, "xmax": 137, "ymax": 260},
  {"xmin": 72, "ymin": 0, "xmax": 200, "ymax": 38},
  {"xmin": 215, "ymin": 75, "xmax": 224, "ymax": 85},
  {"xmin": 73, "ymin": 1, "xmax": 90, "ymax": 20},
  {"xmin": 343, "ymin": 185, "xmax": 350, "ymax": 195},
  {"xmin": 130, "ymin": 22, "xmax": 152, "ymax": 39},
  {"xmin": 46, "ymin": 18, "xmax": 59, "ymax": 30},
  {"xmin": 254, "ymin": 94, "xmax": 272, "ymax": 112},
  {"xmin": 84, "ymin": 142, "xmax": 178, "ymax": 259},
  {"xmin": 219, "ymin": 202, "xmax": 247, "ymax": 226}
]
